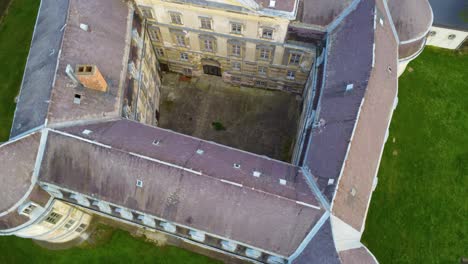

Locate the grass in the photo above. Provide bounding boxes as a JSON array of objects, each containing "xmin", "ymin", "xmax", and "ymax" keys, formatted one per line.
[
  {"xmin": 362, "ymin": 46, "xmax": 468, "ymax": 263},
  {"xmin": 0, "ymin": 0, "xmax": 39, "ymax": 141},
  {"xmin": 0, "ymin": 225, "xmax": 222, "ymax": 264}
]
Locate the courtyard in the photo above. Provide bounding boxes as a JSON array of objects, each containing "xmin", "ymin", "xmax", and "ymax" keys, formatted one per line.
[{"xmin": 158, "ymin": 73, "xmax": 302, "ymax": 162}]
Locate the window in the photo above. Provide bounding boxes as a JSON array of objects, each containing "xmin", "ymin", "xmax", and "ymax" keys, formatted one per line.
[
  {"xmin": 255, "ymin": 80, "xmax": 267, "ymax": 86},
  {"xmin": 137, "ymin": 180, "xmax": 143, "ymax": 188},
  {"xmin": 286, "ymin": 70, "xmax": 296, "ymax": 80},
  {"xmin": 75, "ymin": 223, "xmax": 87, "ymax": 233},
  {"xmin": 262, "ymin": 28, "xmax": 273, "ymax": 39},
  {"xmin": 183, "ymin": 68, "xmax": 192, "ymax": 76},
  {"xmin": 259, "ymin": 48, "xmax": 271, "ymax": 60},
  {"xmin": 231, "ymin": 23, "xmax": 242, "ymax": 34},
  {"xmin": 269, "ymin": 0, "xmax": 276, "ymax": 7},
  {"xmin": 20, "ymin": 203, "xmax": 37, "ymax": 216},
  {"xmin": 148, "ymin": 26, "xmax": 161, "ymax": 42},
  {"xmin": 45, "ymin": 212, "xmax": 63, "ymax": 225},
  {"xmin": 232, "ymin": 62, "xmax": 241, "ymax": 71},
  {"xmin": 156, "ymin": 48, "xmax": 164, "ymax": 57},
  {"xmin": 258, "ymin": 66, "xmax": 267, "ymax": 75},
  {"xmin": 204, "ymin": 39, "xmax": 214, "ymax": 51},
  {"xmin": 176, "ymin": 35, "xmax": 186, "ymax": 46},
  {"xmin": 64, "ymin": 219, "xmax": 76, "ymax": 229},
  {"xmin": 73, "ymin": 94, "xmax": 81, "ymax": 104},
  {"xmin": 139, "ymin": 6, "xmax": 154, "ymax": 19},
  {"xmin": 170, "ymin": 12, "xmax": 182, "ymax": 24},
  {"xmin": 231, "ymin": 44, "xmax": 241, "ymax": 56},
  {"xmin": 180, "ymin": 52, "xmax": 188, "ymax": 61},
  {"xmin": 200, "ymin": 17, "xmax": 212, "ymax": 30},
  {"xmin": 289, "ymin": 53, "xmax": 302, "ymax": 65}
]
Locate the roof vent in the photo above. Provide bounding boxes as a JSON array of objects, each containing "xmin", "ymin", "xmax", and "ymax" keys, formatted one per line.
[
  {"xmin": 350, "ymin": 187, "xmax": 357, "ymax": 196},
  {"xmin": 252, "ymin": 171, "xmax": 262, "ymax": 177},
  {"xmin": 79, "ymin": 23, "xmax": 89, "ymax": 32},
  {"xmin": 74, "ymin": 94, "xmax": 81, "ymax": 104},
  {"xmin": 76, "ymin": 65, "xmax": 108, "ymax": 92},
  {"xmin": 379, "ymin": 18, "xmax": 384, "ymax": 26},
  {"xmin": 233, "ymin": 163, "xmax": 241, "ymax": 169},
  {"xmin": 346, "ymin": 83, "xmax": 354, "ymax": 92},
  {"xmin": 152, "ymin": 139, "xmax": 160, "ymax": 146},
  {"xmin": 328, "ymin": 179, "xmax": 335, "ymax": 185},
  {"xmin": 136, "ymin": 179, "xmax": 143, "ymax": 187},
  {"xmin": 279, "ymin": 179, "xmax": 287, "ymax": 185},
  {"xmin": 196, "ymin": 149, "xmax": 204, "ymax": 155},
  {"xmin": 82, "ymin": 129, "xmax": 92, "ymax": 135}
]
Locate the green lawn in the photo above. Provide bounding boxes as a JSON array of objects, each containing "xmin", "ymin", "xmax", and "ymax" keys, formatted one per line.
[
  {"xmin": 0, "ymin": 225, "xmax": 222, "ymax": 264},
  {"xmin": 0, "ymin": 0, "xmax": 38, "ymax": 140},
  {"xmin": 362, "ymin": 47, "xmax": 468, "ymax": 263}
]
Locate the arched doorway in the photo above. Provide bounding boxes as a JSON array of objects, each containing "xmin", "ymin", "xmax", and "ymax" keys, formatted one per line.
[{"xmin": 201, "ymin": 58, "xmax": 221, "ymax": 76}]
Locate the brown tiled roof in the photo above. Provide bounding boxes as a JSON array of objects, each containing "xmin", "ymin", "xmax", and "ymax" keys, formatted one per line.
[
  {"xmin": 331, "ymin": 0, "xmax": 399, "ymax": 231},
  {"xmin": 0, "ymin": 133, "xmax": 41, "ymax": 212},
  {"xmin": 339, "ymin": 246, "xmax": 378, "ymax": 264},
  {"xmin": 387, "ymin": 0, "xmax": 433, "ymax": 42},
  {"xmin": 46, "ymin": 0, "xmax": 131, "ymax": 124},
  {"xmin": 39, "ymin": 121, "xmax": 325, "ymax": 256},
  {"xmin": 300, "ymin": 0, "xmax": 353, "ymax": 26}
]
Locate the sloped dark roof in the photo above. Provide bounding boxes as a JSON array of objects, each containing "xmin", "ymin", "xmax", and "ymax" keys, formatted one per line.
[
  {"xmin": 428, "ymin": 0, "xmax": 468, "ymax": 30},
  {"xmin": 304, "ymin": 0, "xmax": 375, "ymax": 201},
  {"xmin": 292, "ymin": 219, "xmax": 341, "ymax": 264},
  {"xmin": 10, "ymin": 0, "xmax": 69, "ymax": 138},
  {"xmin": 300, "ymin": 0, "xmax": 353, "ymax": 27},
  {"xmin": 39, "ymin": 120, "xmax": 325, "ymax": 256}
]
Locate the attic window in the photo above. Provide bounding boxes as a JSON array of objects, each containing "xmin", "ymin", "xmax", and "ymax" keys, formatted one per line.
[
  {"xmin": 346, "ymin": 83, "xmax": 354, "ymax": 92},
  {"xmin": 269, "ymin": 0, "xmax": 276, "ymax": 7},
  {"xmin": 20, "ymin": 203, "xmax": 38, "ymax": 217},
  {"xmin": 152, "ymin": 139, "xmax": 160, "ymax": 146},
  {"xmin": 328, "ymin": 179, "xmax": 335, "ymax": 185},
  {"xmin": 196, "ymin": 149, "xmax": 204, "ymax": 155},
  {"xmin": 136, "ymin": 180, "xmax": 143, "ymax": 187},
  {"xmin": 233, "ymin": 163, "xmax": 241, "ymax": 169},
  {"xmin": 379, "ymin": 18, "xmax": 384, "ymax": 26},
  {"xmin": 279, "ymin": 179, "xmax": 287, "ymax": 185},
  {"xmin": 252, "ymin": 171, "xmax": 262, "ymax": 177},
  {"xmin": 79, "ymin": 23, "xmax": 89, "ymax": 32},
  {"xmin": 74, "ymin": 94, "xmax": 81, "ymax": 104},
  {"xmin": 82, "ymin": 129, "xmax": 92, "ymax": 135}
]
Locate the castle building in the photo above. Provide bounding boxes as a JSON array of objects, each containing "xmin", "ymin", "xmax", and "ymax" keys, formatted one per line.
[{"xmin": 0, "ymin": 0, "xmax": 433, "ymax": 263}]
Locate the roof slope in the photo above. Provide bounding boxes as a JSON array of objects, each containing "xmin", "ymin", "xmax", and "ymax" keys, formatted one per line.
[
  {"xmin": 39, "ymin": 120, "xmax": 325, "ymax": 256},
  {"xmin": 0, "ymin": 132, "xmax": 41, "ymax": 213},
  {"xmin": 331, "ymin": 0, "xmax": 398, "ymax": 232},
  {"xmin": 292, "ymin": 219, "xmax": 341, "ymax": 264},
  {"xmin": 10, "ymin": 0, "xmax": 69, "ymax": 138},
  {"xmin": 300, "ymin": 0, "xmax": 353, "ymax": 27},
  {"xmin": 45, "ymin": 0, "xmax": 130, "ymax": 124},
  {"xmin": 304, "ymin": 0, "xmax": 375, "ymax": 201}
]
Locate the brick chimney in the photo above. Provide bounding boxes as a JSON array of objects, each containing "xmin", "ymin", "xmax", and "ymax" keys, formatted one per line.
[{"xmin": 75, "ymin": 65, "xmax": 108, "ymax": 92}]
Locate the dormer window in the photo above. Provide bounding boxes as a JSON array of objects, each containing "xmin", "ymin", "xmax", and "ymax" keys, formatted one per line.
[
  {"xmin": 19, "ymin": 202, "xmax": 38, "ymax": 217},
  {"xmin": 269, "ymin": 0, "xmax": 276, "ymax": 8}
]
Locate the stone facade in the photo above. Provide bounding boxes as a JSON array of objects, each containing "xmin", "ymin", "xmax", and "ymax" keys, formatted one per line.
[{"xmin": 136, "ymin": 0, "xmax": 315, "ymax": 93}]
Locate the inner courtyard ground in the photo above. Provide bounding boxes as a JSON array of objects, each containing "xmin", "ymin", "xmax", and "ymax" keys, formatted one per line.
[{"xmin": 158, "ymin": 73, "xmax": 302, "ymax": 162}]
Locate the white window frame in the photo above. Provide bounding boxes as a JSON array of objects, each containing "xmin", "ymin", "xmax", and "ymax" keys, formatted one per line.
[
  {"xmin": 180, "ymin": 52, "xmax": 189, "ymax": 61},
  {"xmin": 286, "ymin": 70, "xmax": 296, "ymax": 80},
  {"xmin": 289, "ymin": 53, "xmax": 302, "ymax": 65},
  {"xmin": 169, "ymin": 12, "xmax": 182, "ymax": 25},
  {"xmin": 232, "ymin": 62, "xmax": 241, "ymax": 71},
  {"xmin": 258, "ymin": 66, "xmax": 267, "ymax": 75},
  {"xmin": 176, "ymin": 35, "xmax": 186, "ymax": 46},
  {"xmin": 261, "ymin": 28, "xmax": 273, "ymax": 39},
  {"xmin": 200, "ymin": 17, "xmax": 212, "ymax": 30},
  {"xmin": 230, "ymin": 23, "xmax": 242, "ymax": 34},
  {"xmin": 231, "ymin": 44, "xmax": 241, "ymax": 56},
  {"xmin": 204, "ymin": 39, "xmax": 214, "ymax": 51},
  {"xmin": 259, "ymin": 48, "xmax": 270, "ymax": 60}
]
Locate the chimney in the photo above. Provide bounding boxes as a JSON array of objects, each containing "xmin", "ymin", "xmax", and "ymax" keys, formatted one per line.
[{"xmin": 75, "ymin": 65, "xmax": 108, "ymax": 92}]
